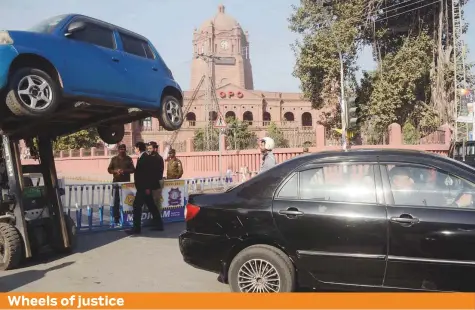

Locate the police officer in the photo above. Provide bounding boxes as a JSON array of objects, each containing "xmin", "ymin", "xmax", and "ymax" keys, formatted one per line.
[
  {"xmin": 107, "ymin": 144, "xmax": 135, "ymax": 225},
  {"xmin": 166, "ymin": 149, "xmax": 183, "ymax": 179}
]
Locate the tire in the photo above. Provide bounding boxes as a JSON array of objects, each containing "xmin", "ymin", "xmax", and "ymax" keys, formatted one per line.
[
  {"xmin": 0, "ymin": 222, "xmax": 23, "ymax": 271},
  {"xmin": 53, "ymin": 215, "xmax": 77, "ymax": 254},
  {"xmin": 228, "ymin": 244, "xmax": 296, "ymax": 293},
  {"xmin": 97, "ymin": 124, "xmax": 125, "ymax": 145},
  {"xmin": 6, "ymin": 67, "xmax": 61, "ymax": 117},
  {"xmin": 158, "ymin": 95, "xmax": 183, "ymax": 131}
]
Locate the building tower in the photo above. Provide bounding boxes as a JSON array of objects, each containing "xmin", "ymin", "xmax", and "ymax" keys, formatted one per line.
[{"xmin": 190, "ymin": 4, "xmax": 254, "ymax": 91}]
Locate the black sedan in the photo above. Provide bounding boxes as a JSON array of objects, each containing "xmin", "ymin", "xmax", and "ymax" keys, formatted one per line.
[{"xmin": 179, "ymin": 149, "xmax": 475, "ymax": 292}]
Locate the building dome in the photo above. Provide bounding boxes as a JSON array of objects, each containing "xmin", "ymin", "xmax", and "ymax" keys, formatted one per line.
[{"xmin": 198, "ymin": 4, "xmax": 241, "ymax": 32}]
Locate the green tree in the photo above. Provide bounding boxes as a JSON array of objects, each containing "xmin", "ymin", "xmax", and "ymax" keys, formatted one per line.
[
  {"xmin": 266, "ymin": 122, "xmax": 289, "ymax": 148},
  {"xmin": 402, "ymin": 122, "xmax": 419, "ymax": 145},
  {"xmin": 225, "ymin": 118, "xmax": 258, "ymax": 150},
  {"xmin": 289, "ymin": 0, "xmax": 470, "ymax": 142},
  {"xmin": 193, "ymin": 124, "xmax": 219, "ymax": 151},
  {"xmin": 289, "ymin": 0, "xmax": 366, "ymax": 134},
  {"xmin": 53, "ymin": 128, "xmax": 100, "ymax": 151}
]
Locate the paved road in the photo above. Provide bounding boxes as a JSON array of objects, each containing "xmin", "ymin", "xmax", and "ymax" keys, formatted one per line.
[
  {"xmin": 0, "ymin": 222, "xmax": 230, "ymax": 292},
  {"xmin": 0, "ymin": 179, "xmax": 229, "ymax": 292}
]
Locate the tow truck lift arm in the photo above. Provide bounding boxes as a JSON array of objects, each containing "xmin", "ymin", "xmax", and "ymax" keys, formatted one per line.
[{"xmin": 0, "ymin": 133, "xmax": 73, "ymax": 268}]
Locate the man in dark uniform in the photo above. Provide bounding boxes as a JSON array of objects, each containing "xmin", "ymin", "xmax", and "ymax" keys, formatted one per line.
[
  {"xmin": 166, "ymin": 148, "xmax": 183, "ymax": 179},
  {"xmin": 107, "ymin": 144, "xmax": 135, "ymax": 225},
  {"xmin": 126, "ymin": 142, "xmax": 163, "ymax": 235},
  {"xmin": 147, "ymin": 141, "xmax": 165, "ymax": 210}
]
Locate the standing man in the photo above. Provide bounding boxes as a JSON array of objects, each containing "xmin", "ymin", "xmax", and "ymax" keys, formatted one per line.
[
  {"xmin": 166, "ymin": 149, "xmax": 183, "ymax": 179},
  {"xmin": 259, "ymin": 137, "xmax": 276, "ymax": 173},
  {"xmin": 147, "ymin": 141, "xmax": 165, "ymax": 210},
  {"xmin": 126, "ymin": 142, "xmax": 163, "ymax": 235},
  {"xmin": 107, "ymin": 144, "xmax": 135, "ymax": 225}
]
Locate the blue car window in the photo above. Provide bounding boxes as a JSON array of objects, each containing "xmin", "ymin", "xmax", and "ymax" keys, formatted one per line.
[
  {"xmin": 119, "ymin": 32, "xmax": 155, "ymax": 60},
  {"xmin": 69, "ymin": 22, "xmax": 115, "ymax": 49}
]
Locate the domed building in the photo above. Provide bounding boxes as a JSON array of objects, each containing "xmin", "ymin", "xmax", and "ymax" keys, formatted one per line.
[{"xmin": 126, "ymin": 5, "xmax": 318, "ymax": 150}]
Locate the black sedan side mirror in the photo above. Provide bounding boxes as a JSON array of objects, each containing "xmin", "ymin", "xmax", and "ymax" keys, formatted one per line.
[{"xmin": 65, "ymin": 21, "xmax": 86, "ymax": 37}]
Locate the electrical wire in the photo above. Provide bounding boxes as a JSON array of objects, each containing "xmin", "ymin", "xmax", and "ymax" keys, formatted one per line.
[
  {"xmin": 379, "ymin": 0, "xmax": 428, "ymax": 14},
  {"xmin": 375, "ymin": 0, "xmax": 441, "ymax": 22}
]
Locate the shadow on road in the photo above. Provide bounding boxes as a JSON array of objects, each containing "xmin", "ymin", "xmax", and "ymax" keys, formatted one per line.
[
  {"xmin": 137, "ymin": 221, "xmax": 185, "ymax": 239},
  {"xmin": 21, "ymin": 221, "xmax": 183, "ymax": 269},
  {"xmin": 0, "ymin": 262, "xmax": 74, "ymax": 292}
]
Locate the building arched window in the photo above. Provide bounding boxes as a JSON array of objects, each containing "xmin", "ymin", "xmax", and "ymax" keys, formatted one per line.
[
  {"xmin": 243, "ymin": 111, "xmax": 253, "ymax": 125},
  {"xmin": 301, "ymin": 112, "xmax": 313, "ymax": 127}
]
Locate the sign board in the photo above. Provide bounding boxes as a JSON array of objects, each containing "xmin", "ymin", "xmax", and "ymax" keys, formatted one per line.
[
  {"xmin": 120, "ymin": 180, "xmax": 186, "ymax": 224},
  {"xmin": 215, "ymin": 57, "xmax": 236, "ymax": 66},
  {"xmin": 214, "ymin": 116, "xmax": 227, "ymax": 128},
  {"xmin": 457, "ymin": 115, "xmax": 474, "ymax": 123}
]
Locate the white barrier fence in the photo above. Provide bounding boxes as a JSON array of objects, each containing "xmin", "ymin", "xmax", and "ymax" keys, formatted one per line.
[{"xmin": 60, "ymin": 176, "xmax": 240, "ymax": 232}]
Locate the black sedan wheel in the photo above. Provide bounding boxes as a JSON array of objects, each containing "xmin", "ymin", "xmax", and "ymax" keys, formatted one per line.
[{"xmin": 228, "ymin": 244, "xmax": 296, "ymax": 293}]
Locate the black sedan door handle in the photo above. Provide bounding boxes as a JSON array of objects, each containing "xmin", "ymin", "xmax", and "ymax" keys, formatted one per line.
[
  {"xmin": 390, "ymin": 214, "xmax": 420, "ymax": 225},
  {"xmin": 279, "ymin": 208, "xmax": 304, "ymax": 217}
]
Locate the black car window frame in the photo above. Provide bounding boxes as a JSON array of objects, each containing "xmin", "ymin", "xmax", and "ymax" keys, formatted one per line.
[
  {"xmin": 64, "ymin": 18, "xmax": 116, "ymax": 50},
  {"xmin": 275, "ymin": 161, "xmax": 382, "ymax": 205},
  {"xmin": 380, "ymin": 162, "xmax": 475, "ymax": 211},
  {"xmin": 276, "ymin": 172, "xmax": 298, "ymax": 199},
  {"xmin": 235, "ymin": 156, "xmax": 310, "ymax": 201},
  {"xmin": 118, "ymin": 32, "xmax": 155, "ymax": 60}
]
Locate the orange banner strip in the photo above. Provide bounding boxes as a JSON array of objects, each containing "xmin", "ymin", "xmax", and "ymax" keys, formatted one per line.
[{"xmin": 0, "ymin": 293, "xmax": 474, "ymax": 309}]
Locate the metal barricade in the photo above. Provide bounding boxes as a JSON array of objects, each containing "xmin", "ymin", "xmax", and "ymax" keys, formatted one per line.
[{"xmin": 62, "ymin": 175, "xmax": 240, "ymax": 233}]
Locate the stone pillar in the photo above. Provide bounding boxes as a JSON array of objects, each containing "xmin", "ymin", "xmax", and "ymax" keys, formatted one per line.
[
  {"xmin": 441, "ymin": 123, "xmax": 452, "ymax": 145},
  {"xmin": 388, "ymin": 123, "xmax": 402, "ymax": 146},
  {"xmin": 315, "ymin": 124, "xmax": 325, "ymax": 149},
  {"xmin": 219, "ymin": 134, "xmax": 226, "ymax": 150},
  {"xmin": 104, "ymin": 148, "xmax": 109, "ymax": 157},
  {"xmin": 91, "ymin": 147, "xmax": 97, "ymax": 157},
  {"xmin": 79, "ymin": 148, "xmax": 84, "ymax": 157},
  {"xmin": 59, "ymin": 150, "xmax": 64, "ymax": 158},
  {"xmin": 69, "ymin": 149, "xmax": 73, "ymax": 157}
]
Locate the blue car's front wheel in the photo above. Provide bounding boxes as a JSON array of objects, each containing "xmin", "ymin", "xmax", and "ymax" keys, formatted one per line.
[
  {"xmin": 158, "ymin": 95, "xmax": 183, "ymax": 131},
  {"xmin": 5, "ymin": 67, "xmax": 61, "ymax": 117}
]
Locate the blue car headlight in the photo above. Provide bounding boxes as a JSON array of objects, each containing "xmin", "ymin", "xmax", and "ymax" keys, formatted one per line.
[{"xmin": 0, "ymin": 31, "xmax": 13, "ymax": 45}]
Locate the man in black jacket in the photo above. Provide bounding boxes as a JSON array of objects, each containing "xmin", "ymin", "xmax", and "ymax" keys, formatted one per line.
[
  {"xmin": 126, "ymin": 142, "xmax": 163, "ymax": 235},
  {"xmin": 147, "ymin": 142, "xmax": 165, "ymax": 210}
]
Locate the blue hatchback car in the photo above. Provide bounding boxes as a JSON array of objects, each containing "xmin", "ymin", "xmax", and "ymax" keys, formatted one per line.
[{"xmin": 0, "ymin": 14, "xmax": 183, "ymax": 142}]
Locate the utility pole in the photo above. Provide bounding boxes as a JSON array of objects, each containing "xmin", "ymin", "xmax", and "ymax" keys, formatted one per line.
[
  {"xmin": 195, "ymin": 52, "xmax": 221, "ymax": 150},
  {"xmin": 328, "ymin": 14, "xmax": 347, "ymax": 150},
  {"xmin": 337, "ymin": 45, "xmax": 347, "ymax": 150},
  {"xmin": 452, "ymin": 0, "xmax": 468, "ymax": 141}
]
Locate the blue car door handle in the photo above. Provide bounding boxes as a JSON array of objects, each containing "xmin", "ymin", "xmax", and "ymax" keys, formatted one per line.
[
  {"xmin": 111, "ymin": 57, "xmax": 120, "ymax": 62},
  {"xmin": 152, "ymin": 67, "xmax": 158, "ymax": 71}
]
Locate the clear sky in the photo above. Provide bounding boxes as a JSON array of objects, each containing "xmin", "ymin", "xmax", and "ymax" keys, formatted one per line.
[{"xmin": 1, "ymin": 0, "xmax": 474, "ymax": 92}]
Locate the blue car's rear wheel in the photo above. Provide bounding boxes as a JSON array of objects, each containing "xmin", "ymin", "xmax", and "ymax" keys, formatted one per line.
[
  {"xmin": 6, "ymin": 67, "xmax": 61, "ymax": 117},
  {"xmin": 97, "ymin": 124, "xmax": 125, "ymax": 145},
  {"xmin": 158, "ymin": 95, "xmax": 183, "ymax": 131}
]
